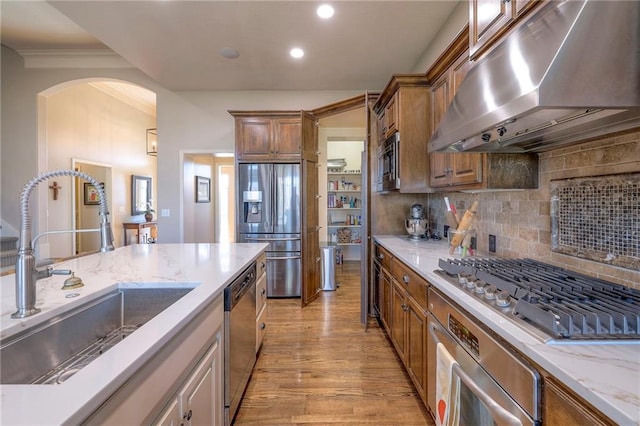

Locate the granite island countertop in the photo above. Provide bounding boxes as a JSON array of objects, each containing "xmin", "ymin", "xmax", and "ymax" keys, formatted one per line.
[
  {"xmin": 374, "ymin": 235, "xmax": 640, "ymax": 426},
  {"xmin": 0, "ymin": 243, "xmax": 267, "ymax": 425}
]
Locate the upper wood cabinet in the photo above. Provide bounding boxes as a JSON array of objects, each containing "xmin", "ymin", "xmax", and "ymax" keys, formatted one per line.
[
  {"xmin": 469, "ymin": 0, "xmax": 543, "ymax": 59},
  {"xmin": 231, "ymin": 112, "xmax": 302, "ymax": 161},
  {"xmin": 430, "ymin": 49, "xmax": 483, "ymax": 189},
  {"xmin": 374, "ymin": 75, "xmax": 431, "ymax": 193},
  {"xmin": 378, "ymin": 93, "xmax": 399, "ymax": 141}
]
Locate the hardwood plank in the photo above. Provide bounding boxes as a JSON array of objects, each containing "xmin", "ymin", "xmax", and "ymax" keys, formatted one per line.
[{"xmin": 235, "ymin": 261, "xmax": 433, "ymax": 425}]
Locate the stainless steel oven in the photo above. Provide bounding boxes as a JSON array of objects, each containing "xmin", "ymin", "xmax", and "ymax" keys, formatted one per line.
[
  {"xmin": 427, "ymin": 287, "xmax": 541, "ymax": 426},
  {"xmin": 224, "ymin": 263, "xmax": 257, "ymax": 425},
  {"xmin": 377, "ymin": 132, "xmax": 399, "ymax": 192}
]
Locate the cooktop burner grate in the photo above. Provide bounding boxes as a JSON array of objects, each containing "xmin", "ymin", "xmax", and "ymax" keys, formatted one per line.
[{"xmin": 437, "ymin": 258, "xmax": 640, "ymax": 340}]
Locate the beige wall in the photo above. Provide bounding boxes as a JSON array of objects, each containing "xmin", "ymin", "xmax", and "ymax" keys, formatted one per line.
[
  {"xmin": 42, "ymin": 82, "xmax": 156, "ymax": 256},
  {"xmin": 427, "ymin": 130, "xmax": 640, "ymax": 288},
  {"xmin": 183, "ymin": 154, "xmax": 214, "ymax": 244}
]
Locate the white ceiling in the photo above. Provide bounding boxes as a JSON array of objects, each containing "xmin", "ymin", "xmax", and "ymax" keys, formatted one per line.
[{"xmin": 0, "ymin": 0, "xmax": 460, "ymax": 92}]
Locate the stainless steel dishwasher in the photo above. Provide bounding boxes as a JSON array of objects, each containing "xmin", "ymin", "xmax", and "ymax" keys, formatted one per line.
[{"xmin": 224, "ymin": 263, "xmax": 257, "ymax": 425}]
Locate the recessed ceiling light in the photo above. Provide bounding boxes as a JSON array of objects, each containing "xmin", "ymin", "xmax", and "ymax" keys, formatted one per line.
[
  {"xmin": 290, "ymin": 48, "xmax": 304, "ymax": 59},
  {"xmin": 317, "ymin": 4, "xmax": 334, "ymax": 19},
  {"xmin": 219, "ymin": 47, "xmax": 240, "ymax": 59}
]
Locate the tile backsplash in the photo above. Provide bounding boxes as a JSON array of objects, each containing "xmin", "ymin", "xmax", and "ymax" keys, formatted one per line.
[
  {"xmin": 550, "ymin": 173, "xmax": 639, "ymax": 270},
  {"xmin": 428, "ymin": 129, "xmax": 640, "ymax": 289}
]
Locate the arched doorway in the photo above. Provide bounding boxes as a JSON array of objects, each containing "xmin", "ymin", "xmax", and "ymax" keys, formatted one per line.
[{"xmin": 36, "ymin": 79, "xmax": 156, "ymax": 260}]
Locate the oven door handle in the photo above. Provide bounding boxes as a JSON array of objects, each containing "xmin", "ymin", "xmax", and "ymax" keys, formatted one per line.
[{"xmin": 428, "ymin": 322, "xmax": 523, "ymax": 426}]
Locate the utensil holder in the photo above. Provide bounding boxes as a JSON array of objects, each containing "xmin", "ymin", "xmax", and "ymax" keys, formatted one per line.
[{"xmin": 448, "ymin": 229, "xmax": 476, "ymax": 257}]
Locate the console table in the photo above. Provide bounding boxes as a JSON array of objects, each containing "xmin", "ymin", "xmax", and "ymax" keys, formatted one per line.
[{"xmin": 123, "ymin": 221, "xmax": 157, "ymax": 245}]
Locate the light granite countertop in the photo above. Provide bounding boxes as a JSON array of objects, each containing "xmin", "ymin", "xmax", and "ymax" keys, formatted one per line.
[
  {"xmin": 374, "ymin": 235, "xmax": 640, "ymax": 426},
  {"xmin": 0, "ymin": 243, "xmax": 267, "ymax": 425}
]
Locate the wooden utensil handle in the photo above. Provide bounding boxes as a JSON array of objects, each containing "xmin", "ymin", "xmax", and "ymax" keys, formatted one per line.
[{"xmin": 450, "ymin": 201, "xmax": 478, "ymax": 249}]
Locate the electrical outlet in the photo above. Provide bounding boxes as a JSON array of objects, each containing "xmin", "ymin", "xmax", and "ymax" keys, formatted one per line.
[
  {"xmin": 161, "ymin": 208, "xmax": 170, "ymax": 217},
  {"xmin": 489, "ymin": 234, "xmax": 497, "ymax": 253}
]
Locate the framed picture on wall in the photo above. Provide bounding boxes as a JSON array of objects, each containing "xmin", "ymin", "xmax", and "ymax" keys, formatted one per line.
[
  {"xmin": 84, "ymin": 182, "xmax": 104, "ymax": 205},
  {"xmin": 195, "ymin": 176, "xmax": 211, "ymax": 203}
]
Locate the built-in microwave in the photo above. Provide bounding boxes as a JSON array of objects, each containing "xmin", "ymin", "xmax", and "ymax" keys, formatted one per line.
[{"xmin": 377, "ymin": 132, "xmax": 399, "ymax": 192}]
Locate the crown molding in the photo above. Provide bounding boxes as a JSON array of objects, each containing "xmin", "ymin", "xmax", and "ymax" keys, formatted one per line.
[{"xmin": 17, "ymin": 49, "xmax": 134, "ymax": 69}]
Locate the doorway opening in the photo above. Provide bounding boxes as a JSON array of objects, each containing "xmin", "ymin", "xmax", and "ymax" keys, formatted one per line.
[
  {"xmin": 312, "ymin": 93, "xmax": 374, "ymax": 324},
  {"xmin": 183, "ymin": 153, "xmax": 235, "ymax": 243}
]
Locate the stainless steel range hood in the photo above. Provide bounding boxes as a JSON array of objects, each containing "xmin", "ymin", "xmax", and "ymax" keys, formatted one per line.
[{"xmin": 429, "ymin": 0, "xmax": 640, "ymax": 153}]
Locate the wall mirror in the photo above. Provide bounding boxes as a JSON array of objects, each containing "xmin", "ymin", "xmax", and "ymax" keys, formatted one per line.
[{"xmin": 131, "ymin": 175, "xmax": 152, "ymax": 215}]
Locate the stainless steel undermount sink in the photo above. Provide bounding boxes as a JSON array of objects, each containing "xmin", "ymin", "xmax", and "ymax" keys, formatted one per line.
[{"xmin": 0, "ymin": 286, "xmax": 195, "ymax": 385}]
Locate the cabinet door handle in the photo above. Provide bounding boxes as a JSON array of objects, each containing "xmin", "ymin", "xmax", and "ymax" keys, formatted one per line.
[
  {"xmin": 260, "ymin": 322, "xmax": 266, "ymax": 330},
  {"xmin": 315, "ymin": 194, "xmax": 322, "ymax": 199},
  {"xmin": 403, "ymin": 275, "xmax": 410, "ymax": 284},
  {"xmin": 378, "ymin": 253, "xmax": 384, "ymax": 259},
  {"xmin": 261, "ymin": 288, "xmax": 266, "ymax": 295}
]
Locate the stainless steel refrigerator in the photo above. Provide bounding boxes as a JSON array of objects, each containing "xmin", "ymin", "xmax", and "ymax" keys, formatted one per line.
[{"xmin": 237, "ymin": 163, "xmax": 301, "ymax": 297}]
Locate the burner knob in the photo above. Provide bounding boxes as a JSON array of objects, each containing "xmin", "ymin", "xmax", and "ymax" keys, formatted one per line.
[
  {"xmin": 484, "ymin": 285, "xmax": 497, "ymax": 300},
  {"xmin": 496, "ymin": 290, "xmax": 511, "ymax": 307},
  {"xmin": 457, "ymin": 274, "xmax": 469, "ymax": 285},
  {"xmin": 465, "ymin": 277, "xmax": 475, "ymax": 289},
  {"xmin": 473, "ymin": 280, "xmax": 486, "ymax": 294}
]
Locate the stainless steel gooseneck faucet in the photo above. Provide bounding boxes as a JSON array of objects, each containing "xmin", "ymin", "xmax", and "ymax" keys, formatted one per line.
[{"xmin": 12, "ymin": 169, "xmax": 115, "ymax": 319}]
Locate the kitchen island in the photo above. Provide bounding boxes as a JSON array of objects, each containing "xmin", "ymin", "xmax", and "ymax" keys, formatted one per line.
[
  {"xmin": 374, "ymin": 235, "xmax": 639, "ymax": 426},
  {"xmin": 0, "ymin": 243, "xmax": 267, "ymax": 425}
]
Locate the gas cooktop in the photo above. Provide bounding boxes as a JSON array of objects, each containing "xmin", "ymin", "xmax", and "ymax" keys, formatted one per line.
[{"xmin": 436, "ymin": 258, "xmax": 640, "ymax": 343}]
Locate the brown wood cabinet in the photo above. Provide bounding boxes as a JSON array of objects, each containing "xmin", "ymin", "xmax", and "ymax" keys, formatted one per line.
[
  {"xmin": 544, "ymin": 377, "xmax": 615, "ymax": 426},
  {"xmin": 302, "ymin": 158, "xmax": 321, "ymax": 307},
  {"xmin": 378, "ymin": 93, "xmax": 399, "ymax": 141},
  {"xmin": 373, "ymin": 75, "xmax": 431, "ymax": 193},
  {"xmin": 374, "ymin": 248, "xmax": 429, "ymax": 407},
  {"xmin": 469, "ymin": 0, "xmax": 543, "ymax": 59},
  {"xmin": 301, "ymin": 114, "xmax": 321, "ymax": 307},
  {"xmin": 430, "ymin": 49, "xmax": 482, "ymax": 189},
  {"xmin": 231, "ymin": 112, "xmax": 302, "ymax": 161},
  {"xmin": 374, "ymin": 243, "xmax": 393, "ymax": 333},
  {"xmin": 389, "ymin": 257, "xmax": 429, "ymax": 406}
]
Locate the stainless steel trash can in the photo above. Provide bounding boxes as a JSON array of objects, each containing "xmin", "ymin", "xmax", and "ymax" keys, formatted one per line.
[{"xmin": 321, "ymin": 245, "xmax": 336, "ymax": 291}]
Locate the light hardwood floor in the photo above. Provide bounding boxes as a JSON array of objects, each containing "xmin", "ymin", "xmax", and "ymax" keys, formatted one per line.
[{"xmin": 234, "ymin": 261, "xmax": 434, "ymax": 425}]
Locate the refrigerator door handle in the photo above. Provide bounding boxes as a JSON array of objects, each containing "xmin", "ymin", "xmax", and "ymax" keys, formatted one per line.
[
  {"xmin": 267, "ymin": 255, "xmax": 302, "ymax": 260},
  {"xmin": 245, "ymin": 237, "xmax": 300, "ymax": 242},
  {"xmin": 266, "ymin": 166, "xmax": 273, "ymax": 229},
  {"xmin": 273, "ymin": 165, "xmax": 278, "ymax": 229}
]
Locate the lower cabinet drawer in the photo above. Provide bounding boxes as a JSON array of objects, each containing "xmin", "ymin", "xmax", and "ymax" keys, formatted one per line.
[
  {"xmin": 256, "ymin": 305, "xmax": 267, "ymax": 353},
  {"xmin": 391, "ymin": 257, "xmax": 427, "ymax": 309}
]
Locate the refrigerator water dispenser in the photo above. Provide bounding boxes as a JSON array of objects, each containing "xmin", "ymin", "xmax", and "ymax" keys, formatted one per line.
[{"xmin": 243, "ymin": 191, "xmax": 263, "ymax": 223}]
